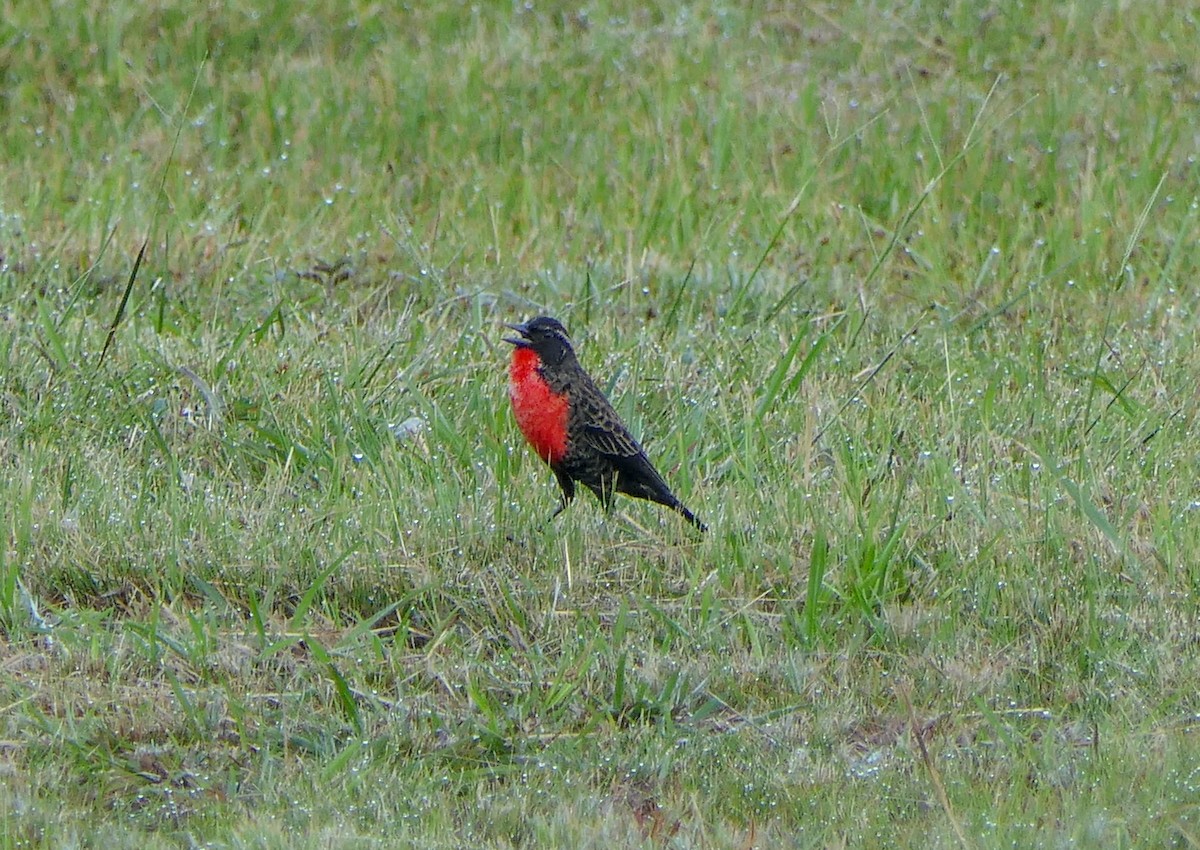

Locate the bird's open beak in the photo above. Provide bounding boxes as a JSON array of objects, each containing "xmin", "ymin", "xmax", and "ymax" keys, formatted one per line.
[{"xmin": 502, "ymin": 321, "xmax": 530, "ymax": 347}]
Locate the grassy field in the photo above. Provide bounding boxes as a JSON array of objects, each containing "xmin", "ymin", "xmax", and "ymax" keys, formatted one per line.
[{"xmin": 3, "ymin": 1, "xmax": 1200, "ymax": 846}]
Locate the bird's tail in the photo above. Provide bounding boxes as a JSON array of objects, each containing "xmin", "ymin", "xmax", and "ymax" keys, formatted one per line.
[{"xmin": 673, "ymin": 501, "xmax": 707, "ymax": 533}]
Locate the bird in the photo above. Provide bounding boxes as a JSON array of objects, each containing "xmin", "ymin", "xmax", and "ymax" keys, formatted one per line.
[{"xmin": 503, "ymin": 316, "xmax": 706, "ymax": 532}]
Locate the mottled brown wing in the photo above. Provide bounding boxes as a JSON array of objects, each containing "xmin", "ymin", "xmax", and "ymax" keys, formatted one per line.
[
  {"xmin": 566, "ymin": 374, "xmax": 638, "ymax": 454},
  {"xmin": 580, "ymin": 416, "xmax": 643, "ymax": 459},
  {"xmin": 571, "ymin": 371, "xmax": 678, "ymax": 505},
  {"xmin": 581, "ymin": 420, "xmax": 674, "ymax": 494}
]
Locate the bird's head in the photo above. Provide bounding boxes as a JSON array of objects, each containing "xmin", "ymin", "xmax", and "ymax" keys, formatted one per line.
[{"xmin": 503, "ymin": 316, "xmax": 576, "ymax": 367}]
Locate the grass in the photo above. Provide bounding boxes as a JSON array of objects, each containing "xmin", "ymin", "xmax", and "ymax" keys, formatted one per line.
[{"xmin": 3, "ymin": 0, "xmax": 1200, "ymax": 846}]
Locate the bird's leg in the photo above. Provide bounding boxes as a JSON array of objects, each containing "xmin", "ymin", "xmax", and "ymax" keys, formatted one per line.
[{"xmin": 549, "ymin": 468, "xmax": 575, "ymax": 522}]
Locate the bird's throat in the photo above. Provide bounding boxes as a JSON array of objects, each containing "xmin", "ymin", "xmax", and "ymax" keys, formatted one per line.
[{"xmin": 509, "ymin": 347, "xmax": 569, "ymax": 463}]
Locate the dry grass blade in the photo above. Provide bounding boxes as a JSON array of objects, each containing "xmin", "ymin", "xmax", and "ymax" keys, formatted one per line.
[{"xmin": 899, "ymin": 682, "xmax": 971, "ymax": 850}]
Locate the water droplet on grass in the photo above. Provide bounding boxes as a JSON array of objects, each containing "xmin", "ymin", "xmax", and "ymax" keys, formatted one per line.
[{"xmin": 390, "ymin": 417, "xmax": 425, "ymax": 441}]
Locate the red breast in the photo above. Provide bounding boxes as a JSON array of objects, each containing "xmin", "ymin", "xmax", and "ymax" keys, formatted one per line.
[{"xmin": 509, "ymin": 347, "xmax": 569, "ymax": 463}]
